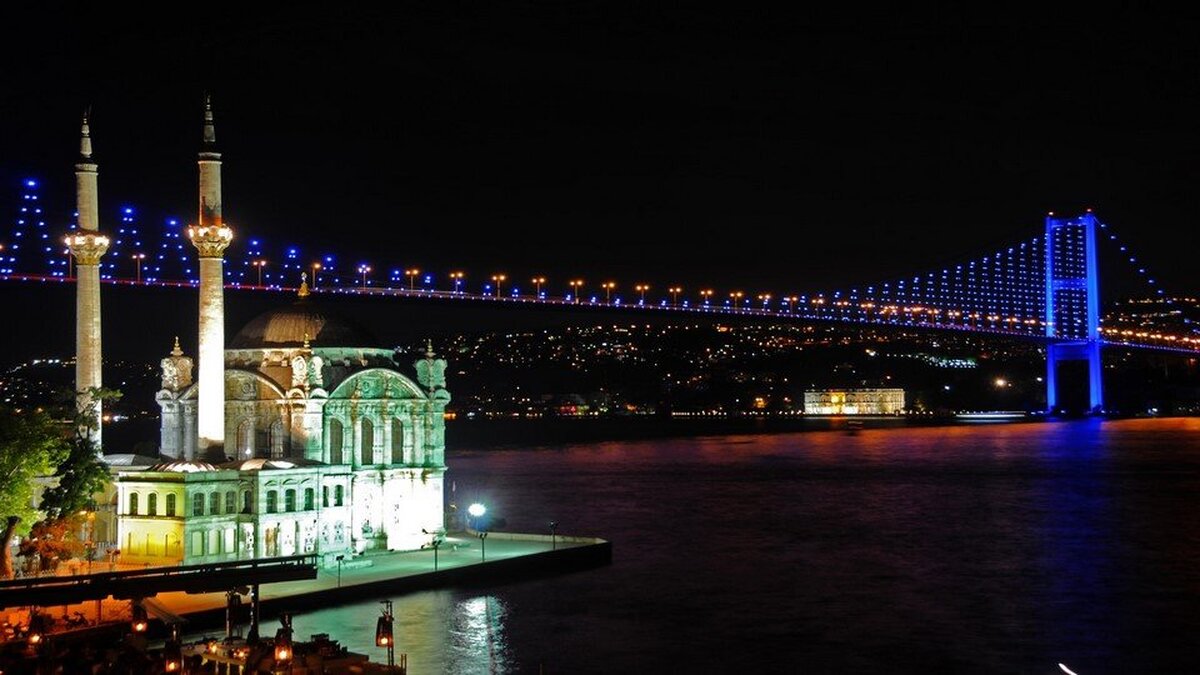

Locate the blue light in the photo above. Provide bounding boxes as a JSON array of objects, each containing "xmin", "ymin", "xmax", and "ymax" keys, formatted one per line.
[{"xmin": 24, "ymin": 179, "xmax": 36, "ymax": 187}]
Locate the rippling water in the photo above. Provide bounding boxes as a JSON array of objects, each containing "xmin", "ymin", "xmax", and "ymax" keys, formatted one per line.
[{"xmin": 282, "ymin": 418, "xmax": 1200, "ymax": 673}]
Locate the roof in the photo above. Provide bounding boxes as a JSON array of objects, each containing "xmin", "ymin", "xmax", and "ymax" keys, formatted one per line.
[
  {"xmin": 145, "ymin": 460, "xmax": 219, "ymax": 473},
  {"xmin": 219, "ymin": 458, "xmax": 325, "ymax": 471},
  {"xmin": 230, "ymin": 299, "xmax": 379, "ymax": 349}
]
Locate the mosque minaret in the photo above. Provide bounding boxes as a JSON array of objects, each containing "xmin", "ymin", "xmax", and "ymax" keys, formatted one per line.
[
  {"xmin": 65, "ymin": 110, "xmax": 109, "ymax": 445},
  {"xmin": 187, "ymin": 95, "xmax": 233, "ymax": 455}
]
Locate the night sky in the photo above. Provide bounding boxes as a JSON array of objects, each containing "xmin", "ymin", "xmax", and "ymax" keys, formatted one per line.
[{"xmin": 2, "ymin": 5, "xmax": 1199, "ymax": 296}]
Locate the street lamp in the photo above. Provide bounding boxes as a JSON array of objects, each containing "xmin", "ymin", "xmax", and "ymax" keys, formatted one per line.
[
  {"xmin": 311, "ymin": 262, "xmax": 322, "ymax": 289},
  {"xmin": 568, "ymin": 279, "xmax": 584, "ymax": 303},
  {"xmin": 602, "ymin": 282, "xmax": 616, "ymax": 303},
  {"xmin": 730, "ymin": 291, "xmax": 744, "ymax": 309},
  {"xmin": 358, "ymin": 264, "xmax": 372, "ymax": 289},
  {"xmin": 253, "ymin": 259, "xmax": 267, "ymax": 287},
  {"xmin": 531, "ymin": 276, "xmax": 546, "ymax": 297},
  {"xmin": 131, "ymin": 253, "xmax": 146, "ymax": 283},
  {"xmin": 450, "ymin": 271, "xmax": 464, "ymax": 294},
  {"xmin": 757, "ymin": 293, "xmax": 772, "ymax": 310},
  {"xmin": 700, "ymin": 289, "xmax": 714, "ymax": 306},
  {"xmin": 335, "ymin": 554, "xmax": 345, "ymax": 588},
  {"xmin": 491, "ymin": 274, "xmax": 507, "ymax": 297},
  {"xmin": 668, "ymin": 287, "xmax": 682, "ymax": 306},
  {"xmin": 376, "ymin": 600, "xmax": 395, "ymax": 667},
  {"xmin": 467, "ymin": 502, "xmax": 486, "ymax": 528},
  {"xmin": 635, "ymin": 284, "xmax": 649, "ymax": 304},
  {"xmin": 131, "ymin": 602, "xmax": 148, "ymax": 634},
  {"xmin": 406, "ymin": 268, "xmax": 420, "ymax": 291},
  {"xmin": 274, "ymin": 614, "xmax": 294, "ymax": 672},
  {"xmin": 549, "ymin": 520, "xmax": 558, "ymax": 550},
  {"xmin": 478, "ymin": 531, "xmax": 489, "ymax": 562}
]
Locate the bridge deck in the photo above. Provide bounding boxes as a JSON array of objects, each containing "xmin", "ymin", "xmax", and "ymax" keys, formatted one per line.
[{"xmin": 0, "ymin": 555, "xmax": 318, "ymax": 608}]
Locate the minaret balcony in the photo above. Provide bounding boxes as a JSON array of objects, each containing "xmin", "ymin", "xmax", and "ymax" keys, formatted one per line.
[
  {"xmin": 187, "ymin": 224, "xmax": 234, "ymax": 258},
  {"xmin": 65, "ymin": 232, "xmax": 110, "ymax": 265}
]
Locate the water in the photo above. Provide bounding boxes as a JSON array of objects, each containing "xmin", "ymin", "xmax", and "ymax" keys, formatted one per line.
[{"xmin": 280, "ymin": 418, "xmax": 1200, "ymax": 673}]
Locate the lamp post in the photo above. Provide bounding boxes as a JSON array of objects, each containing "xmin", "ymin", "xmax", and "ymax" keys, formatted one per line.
[
  {"xmin": 757, "ymin": 293, "xmax": 771, "ymax": 310},
  {"xmin": 602, "ymin": 282, "xmax": 615, "ymax": 304},
  {"xmin": 131, "ymin": 253, "xmax": 145, "ymax": 283},
  {"xmin": 467, "ymin": 502, "xmax": 486, "ymax": 530},
  {"xmin": 669, "ymin": 287, "xmax": 682, "ymax": 306},
  {"xmin": 531, "ymin": 276, "xmax": 546, "ymax": 297},
  {"xmin": 358, "ymin": 265, "xmax": 372, "ymax": 289},
  {"xmin": 478, "ymin": 531, "xmax": 488, "ymax": 562},
  {"xmin": 253, "ymin": 259, "xmax": 266, "ymax": 286},
  {"xmin": 700, "ymin": 289, "xmax": 713, "ymax": 307},
  {"xmin": 491, "ymin": 274, "xmax": 507, "ymax": 297},
  {"xmin": 730, "ymin": 291, "xmax": 744, "ymax": 309},
  {"xmin": 549, "ymin": 520, "xmax": 558, "ymax": 550},
  {"xmin": 273, "ymin": 613, "xmax": 294, "ymax": 674},
  {"xmin": 450, "ymin": 271, "xmax": 464, "ymax": 294},
  {"xmin": 311, "ymin": 262, "xmax": 322, "ymax": 289},
  {"xmin": 336, "ymin": 554, "xmax": 345, "ymax": 588},
  {"xmin": 635, "ymin": 284, "xmax": 649, "ymax": 304},
  {"xmin": 376, "ymin": 600, "xmax": 395, "ymax": 667},
  {"xmin": 406, "ymin": 268, "xmax": 420, "ymax": 291},
  {"xmin": 569, "ymin": 279, "xmax": 583, "ymax": 303}
]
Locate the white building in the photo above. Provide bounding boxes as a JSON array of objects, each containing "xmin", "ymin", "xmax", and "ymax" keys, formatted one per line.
[{"xmin": 804, "ymin": 388, "xmax": 905, "ymax": 415}]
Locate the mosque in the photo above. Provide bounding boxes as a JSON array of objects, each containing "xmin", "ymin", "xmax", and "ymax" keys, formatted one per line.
[{"xmin": 67, "ymin": 100, "xmax": 450, "ymax": 568}]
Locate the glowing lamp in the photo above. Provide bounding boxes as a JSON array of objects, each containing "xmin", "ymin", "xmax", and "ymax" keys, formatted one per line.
[
  {"xmin": 375, "ymin": 613, "xmax": 394, "ymax": 647},
  {"xmin": 467, "ymin": 503, "xmax": 487, "ymax": 518},
  {"xmin": 164, "ymin": 640, "xmax": 182, "ymax": 671},
  {"xmin": 131, "ymin": 604, "xmax": 149, "ymax": 633}
]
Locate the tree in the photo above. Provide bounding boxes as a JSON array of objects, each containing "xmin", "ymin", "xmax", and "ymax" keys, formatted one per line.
[
  {"xmin": 0, "ymin": 406, "xmax": 69, "ymax": 579},
  {"xmin": 17, "ymin": 516, "xmax": 84, "ymax": 574},
  {"xmin": 39, "ymin": 388, "xmax": 122, "ymax": 520}
]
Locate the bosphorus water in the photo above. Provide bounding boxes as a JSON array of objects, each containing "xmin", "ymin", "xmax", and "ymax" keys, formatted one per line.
[{"xmin": 279, "ymin": 418, "xmax": 1200, "ymax": 673}]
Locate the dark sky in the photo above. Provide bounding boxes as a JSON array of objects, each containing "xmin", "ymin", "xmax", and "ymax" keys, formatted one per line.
[{"xmin": 2, "ymin": 5, "xmax": 1199, "ymax": 297}]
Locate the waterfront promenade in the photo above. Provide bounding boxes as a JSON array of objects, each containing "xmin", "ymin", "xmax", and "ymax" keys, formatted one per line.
[{"xmin": 152, "ymin": 532, "xmax": 609, "ymax": 626}]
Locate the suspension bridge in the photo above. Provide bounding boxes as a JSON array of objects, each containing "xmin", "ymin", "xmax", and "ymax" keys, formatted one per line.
[{"xmin": 3, "ymin": 207, "xmax": 1197, "ymax": 413}]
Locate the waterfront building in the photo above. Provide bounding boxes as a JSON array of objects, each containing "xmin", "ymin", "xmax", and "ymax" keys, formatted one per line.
[
  {"xmin": 804, "ymin": 388, "xmax": 906, "ymax": 415},
  {"xmin": 90, "ymin": 100, "xmax": 449, "ymax": 567}
]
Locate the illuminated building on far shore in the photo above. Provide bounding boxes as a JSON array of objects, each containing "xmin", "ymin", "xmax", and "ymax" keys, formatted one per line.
[{"xmin": 804, "ymin": 388, "xmax": 905, "ymax": 415}]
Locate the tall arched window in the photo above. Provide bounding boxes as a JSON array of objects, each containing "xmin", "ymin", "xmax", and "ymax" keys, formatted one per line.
[
  {"xmin": 284, "ymin": 489, "xmax": 296, "ymax": 512},
  {"xmin": 391, "ymin": 419, "xmax": 404, "ymax": 465},
  {"xmin": 166, "ymin": 493, "xmax": 177, "ymax": 517},
  {"xmin": 360, "ymin": 418, "xmax": 374, "ymax": 465},
  {"xmin": 147, "ymin": 493, "xmax": 158, "ymax": 516},
  {"xmin": 270, "ymin": 420, "xmax": 286, "ymax": 459},
  {"xmin": 242, "ymin": 490, "xmax": 252, "ymax": 514},
  {"xmin": 329, "ymin": 419, "xmax": 344, "ymax": 464},
  {"xmin": 210, "ymin": 492, "xmax": 221, "ymax": 515},
  {"xmin": 304, "ymin": 488, "xmax": 315, "ymax": 511},
  {"xmin": 237, "ymin": 419, "xmax": 254, "ymax": 458},
  {"xmin": 193, "ymin": 494, "xmax": 204, "ymax": 516},
  {"xmin": 266, "ymin": 490, "xmax": 279, "ymax": 514},
  {"xmin": 128, "ymin": 492, "xmax": 139, "ymax": 516}
]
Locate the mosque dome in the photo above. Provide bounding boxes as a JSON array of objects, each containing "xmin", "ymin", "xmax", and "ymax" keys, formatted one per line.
[
  {"xmin": 231, "ymin": 300, "xmax": 378, "ymax": 349},
  {"xmin": 146, "ymin": 460, "xmax": 219, "ymax": 473},
  {"xmin": 219, "ymin": 458, "xmax": 325, "ymax": 471}
]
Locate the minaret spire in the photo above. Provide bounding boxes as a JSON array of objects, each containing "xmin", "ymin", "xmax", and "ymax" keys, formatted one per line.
[
  {"xmin": 189, "ymin": 94, "xmax": 233, "ymax": 457},
  {"xmin": 66, "ymin": 107, "xmax": 109, "ymax": 448},
  {"xmin": 79, "ymin": 107, "xmax": 93, "ymax": 160},
  {"xmin": 202, "ymin": 93, "xmax": 216, "ymax": 147}
]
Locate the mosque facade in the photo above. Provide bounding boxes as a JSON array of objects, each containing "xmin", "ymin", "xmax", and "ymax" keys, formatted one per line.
[{"xmin": 69, "ymin": 100, "xmax": 449, "ymax": 568}]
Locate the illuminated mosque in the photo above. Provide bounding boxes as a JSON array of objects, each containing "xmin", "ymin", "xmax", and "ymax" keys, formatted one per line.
[{"xmin": 67, "ymin": 100, "xmax": 450, "ymax": 567}]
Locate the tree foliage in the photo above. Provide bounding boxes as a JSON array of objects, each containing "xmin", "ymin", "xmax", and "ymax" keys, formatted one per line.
[
  {"xmin": 0, "ymin": 405, "xmax": 69, "ymax": 578},
  {"xmin": 39, "ymin": 387, "xmax": 122, "ymax": 520}
]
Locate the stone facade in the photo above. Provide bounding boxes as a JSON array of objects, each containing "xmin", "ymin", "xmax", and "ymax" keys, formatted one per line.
[{"xmin": 804, "ymin": 388, "xmax": 906, "ymax": 415}]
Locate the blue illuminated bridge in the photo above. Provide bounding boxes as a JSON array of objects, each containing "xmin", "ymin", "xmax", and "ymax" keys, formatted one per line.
[{"xmin": 3, "ymin": 208, "xmax": 1197, "ymax": 412}]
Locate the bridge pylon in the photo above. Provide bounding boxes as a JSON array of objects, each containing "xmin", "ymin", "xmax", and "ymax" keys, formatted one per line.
[{"xmin": 1044, "ymin": 211, "xmax": 1103, "ymax": 413}]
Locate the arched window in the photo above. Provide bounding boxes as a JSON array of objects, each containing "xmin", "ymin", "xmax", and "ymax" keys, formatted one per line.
[
  {"xmin": 284, "ymin": 489, "xmax": 296, "ymax": 512},
  {"xmin": 128, "ymin": 492, "xmax": 139, "ymax": 516},
  {"xmin": 237, "ymin": 419, "xmax": 254, "ymax": 458},
  {"xmin": 147, "ymin": 493, "xmax": 158, "ymax": 516},
  {"xmin": 304, "ymin": 488, "xmax": 315, "ymax": 511},
  {"xmin": 210, "ymin": 492, "xmax": 221, "ymax": 515},
  {"xmin": 334, "ymin": 484, "xmax": 344, "ymax": 507},
  {"xmin": 193, "ymin": 494, "xmax": 204, "ymax": 516},
  {"xmin": 322, "ymin": 486, "xmax": 329, "ymax": 507},
  {"xmin": 329, "ymin": 419, "xmax": 344, "ymax": 464},
  {"xmin": 225, "ymin": 491, "xmax": 236, "ymax": 514},
  {"xmin": 391, "ymin": 419, "xmax": 404, "ymax": 465},
  {"xmin": 270, "ymin": 420, "xmax": 286, "ymax": 459},
  {"xmin": 360, "ymin": 418, "xmax": 374, "ymax": 465},
  {"xmin": 266, "ymin": 490, "xmax": 279, "ymax": 514},
  {"xmin": 166, "ymin": 493, "xmax": 177, "ymax": 517},
  {"xmin": 242, "ymin": 491, "xmax": 252, "ymax": 514}
]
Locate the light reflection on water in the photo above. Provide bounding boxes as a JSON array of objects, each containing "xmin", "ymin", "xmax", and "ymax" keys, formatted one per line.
[{"xmin": 227, "ymin": 419, "xmax": 1200, "ymax": 673}]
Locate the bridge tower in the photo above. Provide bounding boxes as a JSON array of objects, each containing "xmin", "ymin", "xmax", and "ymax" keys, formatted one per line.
[{"xmin": 1044, "ymin": 211, "xmax": 1103, "ymax": 413}]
